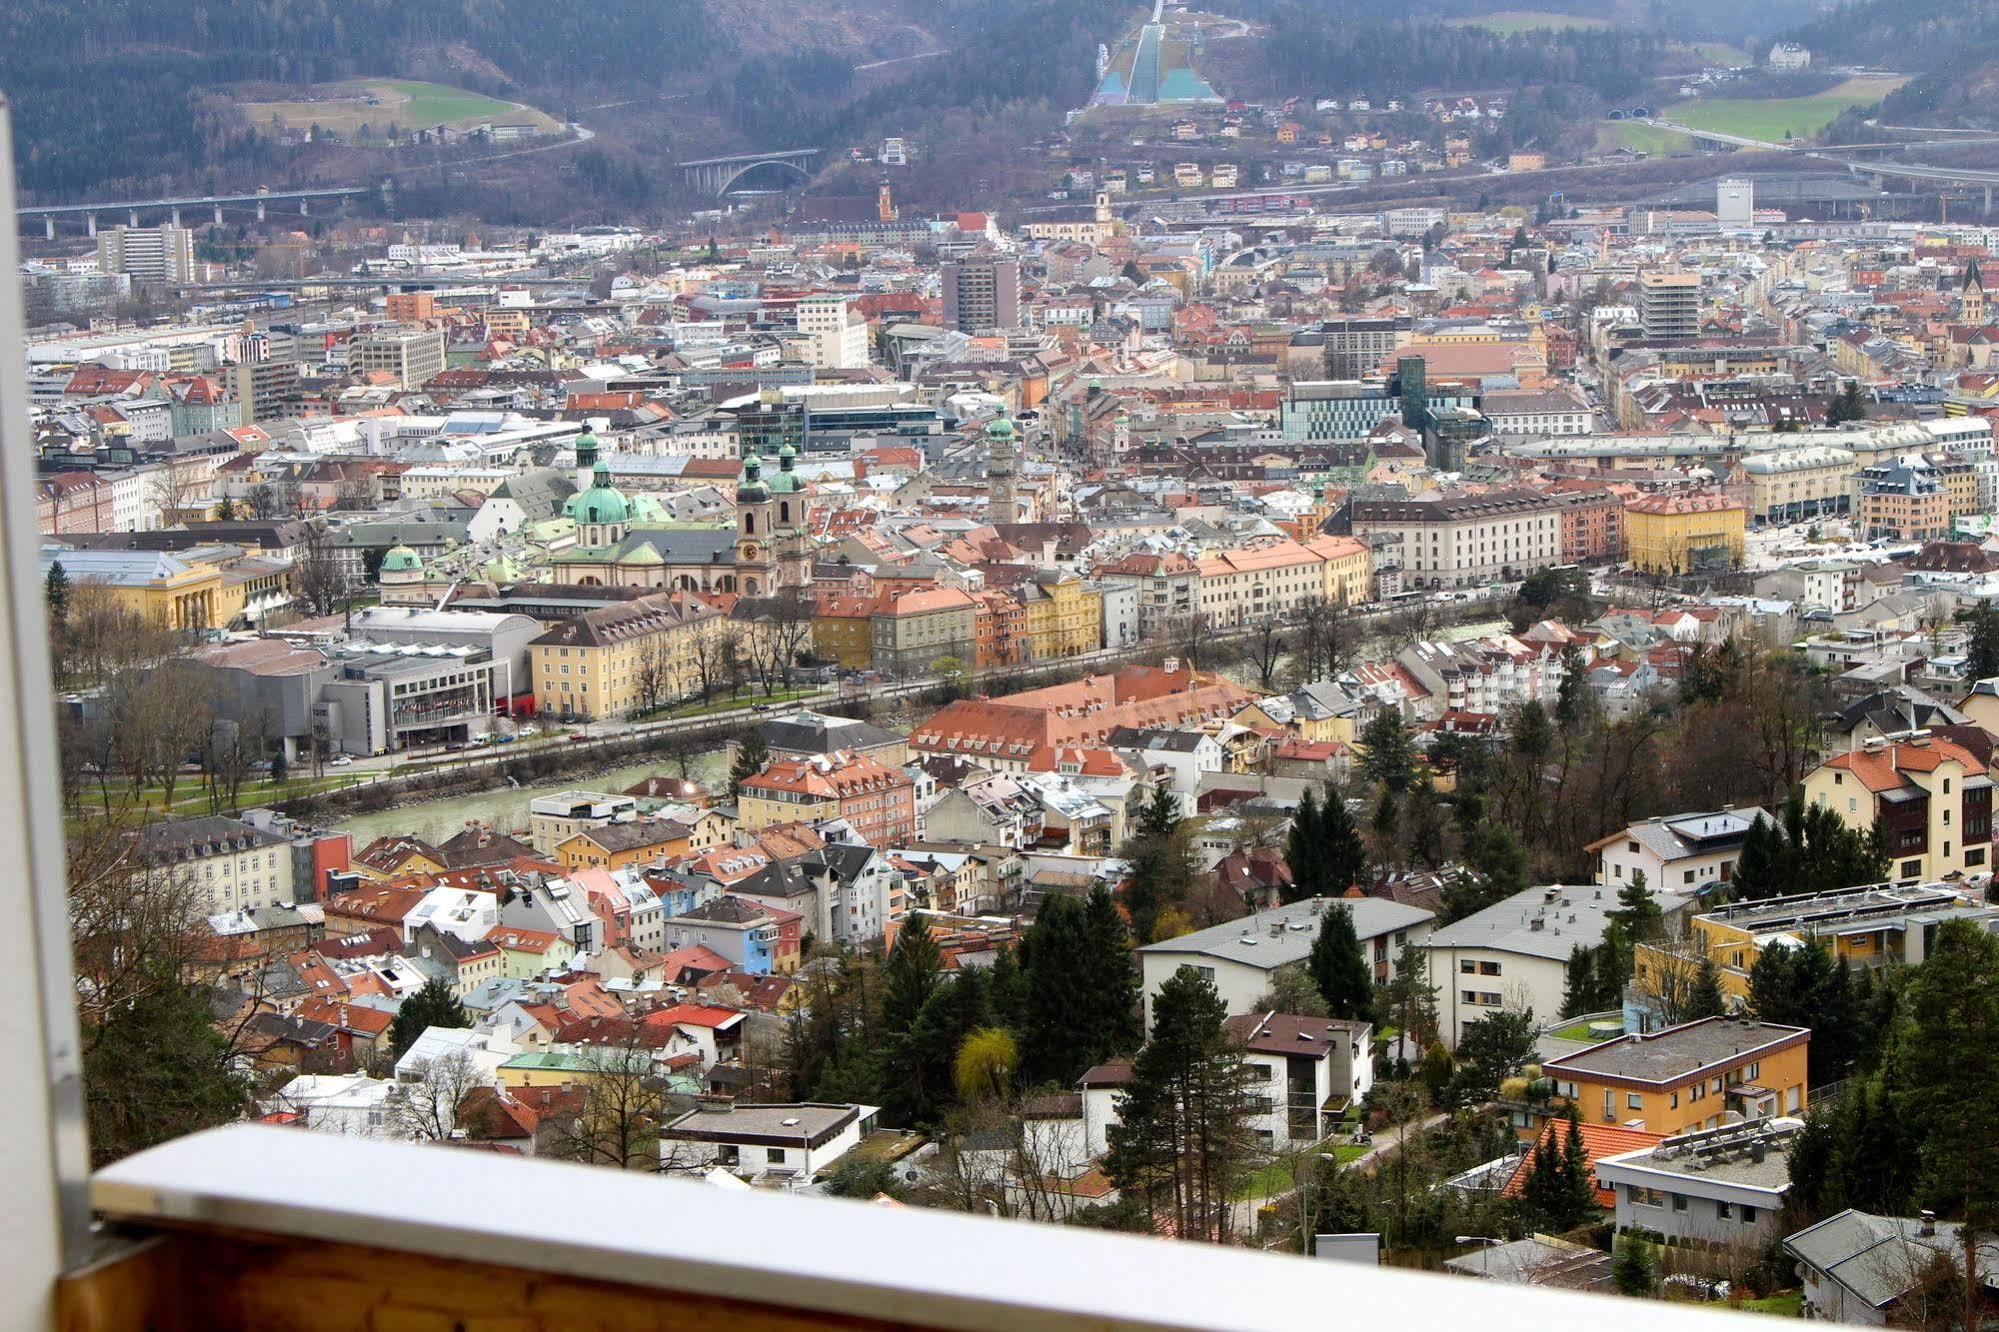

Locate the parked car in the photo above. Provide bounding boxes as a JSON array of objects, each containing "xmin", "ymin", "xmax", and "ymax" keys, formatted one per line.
[{"xmin": 329, "ymin": 755, "xmax": 354, "ymax": 768}]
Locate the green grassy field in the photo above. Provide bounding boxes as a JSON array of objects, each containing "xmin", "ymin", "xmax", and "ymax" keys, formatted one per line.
[
  {"xmin": 1450, "ymin": 9, "xmax": 1612, "ymax": 33},
  {"xmin": 1684, "ymin": 40, "xmax": 1750, "ymax": 65},
  {"xmin": 1604, "ymin": 75, "xmax": 1907, "ymax": 153},
  {"xmin": 1740, "ymin": 1291, "xmax": 1803, "ymax": 1318},
  {"xmin": 244, "ymin": 78, "xmax": 562, "ymax": 141}
]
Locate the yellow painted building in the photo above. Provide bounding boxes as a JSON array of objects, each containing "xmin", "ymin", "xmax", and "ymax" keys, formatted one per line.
[
  {"xmin": 529, "ymin": 592, "xmax": 726, "ymax": 721},
  {"xmin": 555, "ymin": 819, "xmax": 694, "ymax": 872},
  {"xmin": 811, "ymin": 596, "xmax": 874, "ymax": 670},
  {"xmin": 1624, "ymin": 492, "xmax": 1746, "ymax": 575},
  {"xmin": 1800, "ymin": 734, "xmax": 1989, "ymax": 882},
  {"xmin": 1301, "ymin": 534, "xmax": 1372, "ymax": 607},
  {"xmin": 1021, "ymin": 573, "xmax": 1102, "ymax": 661},
  {"xmin": 50, "ymin": 549, "xmax": 225, "ymax": 631},
  {"xmin": 497, "ymin": 1048, "xmax": 646, "ymax": 1089},
  {"xmin": 1635, "ymin": 880, "xmax": 1991, "ymax": 1018}
]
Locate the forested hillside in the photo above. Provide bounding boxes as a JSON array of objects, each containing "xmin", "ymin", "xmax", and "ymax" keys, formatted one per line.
[
  {"xmin": 1778, "ymin": 1, "xmax": 1999, "ymax": 129},
  {"xmin": 0, "ymin": 0, "xmax": 736, "ymax": 197}
]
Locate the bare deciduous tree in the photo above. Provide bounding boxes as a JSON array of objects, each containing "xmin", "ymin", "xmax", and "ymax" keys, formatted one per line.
[
  {"xmin": 542, "ymin": 1027, "xmax": 667, "ymax": 1171},
  {"xmin": 383, "ymin": 1051, "xmax": 488, "ymax": 1141},
  {"xmin": 294, "ymin": 523, "xmax": 351, "ymax": 618}
]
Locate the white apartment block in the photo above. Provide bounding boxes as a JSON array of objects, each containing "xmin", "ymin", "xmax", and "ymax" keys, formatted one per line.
[
  {"xmin": 795, "ymin": 295, "xmax": 870, "ymax": 370},
  {"xmin": 1346, "ymin": 489, "xmax": 1564, "ymax": 589}
]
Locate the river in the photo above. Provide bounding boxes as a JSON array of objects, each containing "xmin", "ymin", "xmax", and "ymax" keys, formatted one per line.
[{"xmin": 333, "ymin": 747, "xmax": 734, "ymax": 846}]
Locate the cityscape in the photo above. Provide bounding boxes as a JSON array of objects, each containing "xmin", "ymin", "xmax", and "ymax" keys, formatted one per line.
[{"xmin": 14, "ymin": 0, "xmax": 1999, "ymax": 1329}]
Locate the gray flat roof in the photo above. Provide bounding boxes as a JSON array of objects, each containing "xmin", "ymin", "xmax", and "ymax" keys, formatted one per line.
[
  {"xmin": 1139, "ymin": 896, "xmax": 1433, "ymax": 970},
  {"xmin": 1545, "ymin": 1017, "xmax": 1806, "ymax": 1084},
  {"xmin": 1423, "ymin": 884, "xmax": 1634, "ymax": 961}
]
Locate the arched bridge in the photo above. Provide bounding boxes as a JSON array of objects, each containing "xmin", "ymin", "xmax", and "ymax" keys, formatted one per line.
[{"xmin": 677, "ymin": 149, "xmax": 821, "ymax": 197}]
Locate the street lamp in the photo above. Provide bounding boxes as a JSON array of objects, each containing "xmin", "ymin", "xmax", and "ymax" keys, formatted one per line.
[{"xmin": 1455, "ymin": 1236, "xmax": 1503, "ymax": 1247}]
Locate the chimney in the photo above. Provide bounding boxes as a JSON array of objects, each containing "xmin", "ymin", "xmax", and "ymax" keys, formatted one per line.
[{"xmin": 1529, "ymin": 914, "xmax": 1545, "ymax": 931}]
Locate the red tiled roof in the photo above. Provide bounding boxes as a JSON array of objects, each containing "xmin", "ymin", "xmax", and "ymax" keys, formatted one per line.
[{"xmin": 1504, "ymin": 1118, "xmax": 1665, "ymax": 1208}]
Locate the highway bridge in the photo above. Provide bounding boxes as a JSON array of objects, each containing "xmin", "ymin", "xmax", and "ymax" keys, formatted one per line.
[
  {"xmin": 164, "ymin": 274, "xmax": 589, "ymax": 295},
  {"xmin": 1641, "ymin": 118, "xmax": 1999, "ymax": 199},
  {"xmin": 17, "ymin": 185, "xmax": 376, "ymax": 237},
  {"xmin": 676, "ymin": 149, "xmax": 821, "ymax": 197}
]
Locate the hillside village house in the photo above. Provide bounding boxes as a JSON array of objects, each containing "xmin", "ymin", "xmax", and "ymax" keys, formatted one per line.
[
  {"xmin": 1596, "ymin": 1117, "xmax": 1800, "ymax": 1247},
  {"xmin": 1137, "ymin": 897, "xmax": 1434, "ymax": 1027},
  {"xmin": 1423, "ymin": 884, "xmax": 1674, "ymax": 1048},
  {"xmin": 1223, "ymin": 1012, "xmax": 1374, "ymax": 1152},
  {"xmin": 1588, "ymin": 806, "xmax": 1771, "ymax": 894},
  {"xmin": 1801, "ymin": 734, "xmax": 1993, "ymax": 881},
  {"xmin": 1630, "ymin": 881, "xmax": 1999, "ymax": 1023},
  {"xmin": 660, "ymin": 1102, "xmax": 879, "ymax": 1185}
]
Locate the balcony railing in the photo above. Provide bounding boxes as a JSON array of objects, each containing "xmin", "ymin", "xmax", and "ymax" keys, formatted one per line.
[{"xmin": 67, "ymin": 1123, "xmax": 1746, "ymax": 1331}]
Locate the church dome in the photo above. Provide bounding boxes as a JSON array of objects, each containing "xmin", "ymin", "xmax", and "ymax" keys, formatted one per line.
[
  {"xmin": 984, "ymin": 416, "xmax": 1017, "ymax": 441},
  {"xmin": 380, "ymin": 544, "xmax": 423, "ymax": 575},
  {"xmin": 564, "ymin": 459, "xmax": 630, "ymax": 525},
  {"xmin": 768, "ymin": 441, "xmax": 805, "ymax": 494},
  {"xmin": 737, "ymin": 452, "xmax": 772, "ymax": 503}
]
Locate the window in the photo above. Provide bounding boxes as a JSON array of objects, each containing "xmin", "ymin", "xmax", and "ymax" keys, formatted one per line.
[
  {"xmin": 1716, "ymin": 1201, "xmax": 1733, "ymax": 1220},
  {"xmin": 1672, "ymin": 1194, "xmax": 1688, "ymax": 1213},
  {"xmin": 766, "ymin": 1148, "xmax": 786, "ymax": 1164},
  {"xmin": 1627, "ymin": 1093, "xmax": 1643, "ymax": 1111},
  {"xmin": 1741, "ymin": 1205, "xmax": 1758, "ymax": 1223}
]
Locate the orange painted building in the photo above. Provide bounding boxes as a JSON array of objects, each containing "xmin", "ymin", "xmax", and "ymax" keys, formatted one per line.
[{"xmin": 1542, "ymin": 1017, "xmax": 1809, "ymax": 1137}]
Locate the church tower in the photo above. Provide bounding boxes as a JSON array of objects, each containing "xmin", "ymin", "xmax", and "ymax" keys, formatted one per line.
[
  {"xmin": 734, "ymin": 452, "xmax": 776, "ymax": 596},
  {"xmin": 1965, "ymin": 262, "xmax": 1988, "ymax": 326},
  {"xmin": 986, "ymin": 416, "xmax": 1021, "ymax": 524},
  {"xmin": 765, "ymin": 441, "xmax": 814, "ymax": 589}
]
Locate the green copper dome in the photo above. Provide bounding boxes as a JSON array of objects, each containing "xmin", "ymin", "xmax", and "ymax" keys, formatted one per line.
[
  {"xmin": 737, "ymin": 452, "xmax": 771, "ymax": 503},
  {"xmin": 380, "ymin": 544, "xmax": 423, "ymax": 574},
  {"xmin": 565, "ymin": 459, "xmax": 630, "ymax": 526},
  {"xmin": 768, "ymin": 440, "xmax": 805, "ymax": 494},
  {"xmin": 985, "ymin": 416, "xmax": 1017, "ymax": 440}
]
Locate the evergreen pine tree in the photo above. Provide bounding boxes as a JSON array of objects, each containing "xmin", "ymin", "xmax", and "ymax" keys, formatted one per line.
[
  {"xmin": 1560, "ymin": 943, "xmax": 1598, "ymax": 1018},
  {"xmin": 389, "ymin": 978, "xmax": 470, "ymax": 1058},
  {"xmin": 1378, "ymin": 942, "xmax": 1439, "ymax": 1049},
  {"xmin": 727, "ymin": 731, "xmax": 770, "ymax": 799},
  {"xmin": 1972, "ymin": 602, "xmax": 1999, "ymax": 683},
  {"xmin": 44, "ymin": 560, "xmax": 69, "ymax": 625},
  {"xmin": 1018, "ymin": 889, "xmax": 1140, "ymax": 1086},
  {"xmin": 1283, "ymin": 786, "xmax": 1325, "ymax": 902},
  {"xmin": 1308, "ymin": 904, "xmax": 1375, "ymax": 1022},
  {"xmin": 881, "ymin": 911, "xmax": 942, "ymax": 1035},
  {"xmin": 1357, "ymin": 709, "xmax": 1417, "ymax": 791},
  {"xmin": 1687, "ymin": 953, "xmax": 1726, "ymax": 1020},
  {"xmin": 1321, "ymin": 787, "xmax": 1368, "ymax": 897},
  {"xmin": 1607, "ymin": 869, "xmax": 1662, "ymax": 942},
  {"xmin": 1104, "ymin": 966, "xmax": 1257, "ymax": 1241},
  {"xmin": 1897, "ymin": 918, "xmax": 1999, "ymax": 1332},
  {"xmin": 1730, "ymin": 815, "xmax": 1782, "ymax": 901},
  {"xmin": 1613, "ymin": 1233, "xmax": 1657, "ymax": 1296},
  {"xmin": 1081, "ymin": 885, "xmax": 1144, "ymax": 1057}
]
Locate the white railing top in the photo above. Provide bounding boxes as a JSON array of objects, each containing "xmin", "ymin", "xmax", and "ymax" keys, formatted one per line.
[{"xmin": 95, "ymin": 1123, "xmax": 1749, "ymax": 1332}]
